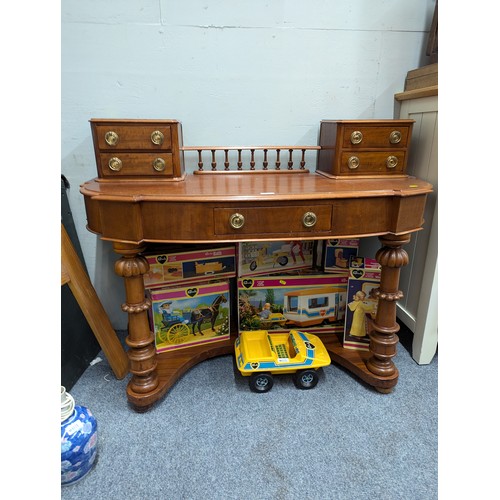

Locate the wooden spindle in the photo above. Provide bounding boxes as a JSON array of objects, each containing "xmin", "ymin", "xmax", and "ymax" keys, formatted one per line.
[
  {"xmin": 275, "ymin": 149, "xmax": 281, "ymax": 170},
  {"xmin": 250, "ymin": 149, "xmax": 255, "ymax": 170},
  {"xmin": 288, "ymin": 149, "xmax": 293, "ymax": 170},
  {"xmin": 263, "ymin": 149, "xmax": 268, "ymax": 170},
  {"xmin": 197, "ymin": 150, "xmax": 203, "ymax": 171},
  {"xmin": 224, "ymin": 149, "xmax": 230, "ymax": 170},
  {"xmin": 300, "ymin": 149, "xmax": 306, "ymax": 169},
  {"xmin": 237, "ymin": 149, "xmax": 242, "ymax": 170},
  {"xmin": 211, "ymin": 150, "xmax": 217, "ymax": 171}
]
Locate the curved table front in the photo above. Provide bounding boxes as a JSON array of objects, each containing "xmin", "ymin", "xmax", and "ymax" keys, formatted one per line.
[{"xmin": 81, "ymin": 173, "xmax": 432, "ymax": 410}]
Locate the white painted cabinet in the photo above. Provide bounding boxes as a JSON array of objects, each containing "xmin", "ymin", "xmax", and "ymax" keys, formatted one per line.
[
  {"xmin": 396, "ymin": 93, "xmax": 438, "ymax": 364},
  {"xmin": 358, "ymin": 91, "xmax": 438, "ymax": 364}
]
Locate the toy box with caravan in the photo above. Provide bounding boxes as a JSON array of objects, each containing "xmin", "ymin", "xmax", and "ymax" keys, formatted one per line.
[
  {"xmin": 235, "ymin": 329, "xmax": 331, "ymax": 392},
  {"xmin": 238, "ymin": 273, "xmax": 348, "ymax": 336}
]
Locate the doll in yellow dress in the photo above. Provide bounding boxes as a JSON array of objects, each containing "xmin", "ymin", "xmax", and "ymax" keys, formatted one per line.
[{"xmin": 347, "ymin": 291, "xmax": 375, "ymax": 338}]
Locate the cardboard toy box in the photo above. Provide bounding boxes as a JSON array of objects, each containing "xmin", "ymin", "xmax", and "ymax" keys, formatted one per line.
[
  {"xmin": 237, "ymin": 240, "xmax": 315, "ymax": 277},
  {"xmin": 238, "ymin": 273, "xmax": 348, "ymax": 336},
  {"xmin": 323, "ymin": 239, "xmax": 360, "ymax": 272},
  {"xmin": 143, "ymin": 246, "xmax": 236, "ymax": 289},
  {"xmin": 148, "ymin": 281, "xmax": 230, "ymax": 353},
  {"xmin": 343, "ymin": 257, "xmax": 381, "ymax": 351}
]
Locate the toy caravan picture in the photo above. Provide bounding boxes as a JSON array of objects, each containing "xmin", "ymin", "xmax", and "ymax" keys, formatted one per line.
[
  {"xmin": 149, "ymin": 281, "xmax": 230, "ymax": 353},
  {"xmin": 143, "ymin": 246, "xmax": 236, "ymax": 288},
  {"xmin": 323, "ymin": 239, "xmax": 360, "ymax": 272},
  {"xmin": 238, "ymin": 240, "xmax": 315, "ymax": 277},
  {"xmin": 238, "ymin": 274, "xmax": 347, "ymax": 336},
  {"xmin": 283, "ymin": 286, "xmax": 346, "ymax": 328},
  {"xmin": 343, "ymin": 257, "xmax": 381, "ymax": 351}
]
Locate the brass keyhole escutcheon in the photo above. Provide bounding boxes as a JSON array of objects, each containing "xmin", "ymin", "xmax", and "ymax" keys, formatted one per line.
[
  {"xmin": 350, "ymin": 131, "xmax": 363, "ymax": 145},
  {"xmin": 229, "ymin": 213, "xmax": 245, "ymax": 229},
  {"xmin": 153, "ymin": 158, "xmax": 166, "ymax": 172},
  {"xmin": 386, "ymin": 155, "xmax": 398, "ymax": 169},
  {"xmin": 151, "ymin": 130, "xmax": 164, "ymax": 146},
  {"xmin": 105, "ymin": 131, "xmax": 119, "ymax": 146},
  {"xmin": 302, "ymin": 211, "xmax": 317, "ymax": 228},
  {"xmin": 347, "ymin": 156, "xmax": 360, "ymax": 169},
  {"xmin": 389, "ymin": 130, "xmax": 402, "ymax": 144},
  {"xmin": 108, "ymin": 157, "xmax": 123, "ymax": 171}
]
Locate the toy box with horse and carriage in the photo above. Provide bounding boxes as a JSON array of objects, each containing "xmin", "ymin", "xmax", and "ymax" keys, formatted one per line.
[{"xmin": 148, "ymin": 280, "xmax": 231, "ymax": 353}]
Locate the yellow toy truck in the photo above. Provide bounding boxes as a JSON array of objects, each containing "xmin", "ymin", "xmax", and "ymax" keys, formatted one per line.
[{"xmin": 234, "ymin": 329, "xmax": 331, "ymax": 392}]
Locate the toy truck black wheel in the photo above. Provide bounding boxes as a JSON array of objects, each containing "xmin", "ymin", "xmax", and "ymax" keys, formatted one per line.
[
  {"xmin": 249, "ymin": 373, "xmax": 274, "ymax": 393},
  {"xmin": 277, "ymin": 256, "xmax": 288, "ymax": 266},
  {"xmin": 293, "ymin": 370, "xmax": 319, "ymax": 390}
]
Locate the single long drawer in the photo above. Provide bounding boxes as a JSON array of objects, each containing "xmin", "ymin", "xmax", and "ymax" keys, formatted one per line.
[
  {"xmin": 94, "ymin": 124, "xmax": 173, "ymax": 150},
  {"xmin": 214, "ymin": 205, "xmax": 332, "ymax": 236},
  {"xmin": 98, "ymin": 152, "xmax": 174, "ymax": 178},
  {"xmin": 339, "ymin": 151, "xmax": 406, "ymax": 175}
]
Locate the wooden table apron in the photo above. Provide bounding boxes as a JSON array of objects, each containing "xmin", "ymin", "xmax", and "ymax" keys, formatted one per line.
[{"xmin": 80, "ymin": 173, "xmax": 432, "ymax": 410}]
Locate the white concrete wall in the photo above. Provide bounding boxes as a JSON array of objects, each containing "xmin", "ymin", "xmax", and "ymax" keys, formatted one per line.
[{"xmin": 62, "ymin": 0, "xmax": 436, "ymax": 329}]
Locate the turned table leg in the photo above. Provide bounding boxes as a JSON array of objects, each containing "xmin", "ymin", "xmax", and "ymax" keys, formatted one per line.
[
  {"xmin": 366, "ymin": 234, "xmax": 410, "ymax": 392},
  {"xmin": 113, "ymin": 243, "xmax": 159, "ymax": 403}
]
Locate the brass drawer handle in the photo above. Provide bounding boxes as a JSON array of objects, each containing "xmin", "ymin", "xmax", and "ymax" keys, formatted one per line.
[
  {"xmin": 350, "ymin": 131, "xmax": 363, "ymax": 145},
  {"xmin": 108, "ymin": 157, "xmax": 123, "ymax": 172},
  {"xmin": 105, "ymin": 131, "xmax": 119, "ymax": 146},
  {"xmin": 347, "ymin": 156, "xmax": 360, "ymax": 169},
  {"xmin": 151, "ymin": 130, "xmax": 164, "ymax": 146},
  {"xmin": 153, "ymin": 157, "xmax": 166, "ymax": 172},
  {"xmin": 389, "ymin": 130, "xmax": 402, "ymax": 144},
  {"xmin": 302, "ymin": 211, "xmax": 317, "ymax": 228},
  {"xmin": 229, "ymin": 213, "xmax": 245, "ymax": 229},
  {"xmin": 386, "ymin": 155, "xmax": 398, "ymax": 169}
]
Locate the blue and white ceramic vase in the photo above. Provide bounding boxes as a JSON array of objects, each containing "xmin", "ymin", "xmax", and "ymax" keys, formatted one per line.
[{"xmin": 61, "ymin": 386, "xmax": 98, "ymax": 486}]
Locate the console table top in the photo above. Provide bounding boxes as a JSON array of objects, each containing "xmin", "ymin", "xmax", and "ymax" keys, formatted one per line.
[{"xmin": 81, "ymin": 172, "xmax": 432, "ymax": 203}]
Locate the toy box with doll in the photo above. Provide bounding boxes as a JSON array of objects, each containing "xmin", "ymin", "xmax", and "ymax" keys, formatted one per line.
[
  {"xmin": 237, "ymin": 240, "xmax": 316, "ymax": 277},
  {"xmin": 322, "ymin": 239, "xmax": 360, "ymax": 272},
  {"xmin": 238, "ymin": 273, "xmax": 348, "ymax": 337},
  {"xmin": 343, "ymin": 257, "xmax": 381, "ymax": 351},
  {"xmin": 148, "ymin": 280, "xmax": 230, "ymax": 353},
  {"xmin": 143, "ymin": 245, "xmax": 236, "ymax": 289}
]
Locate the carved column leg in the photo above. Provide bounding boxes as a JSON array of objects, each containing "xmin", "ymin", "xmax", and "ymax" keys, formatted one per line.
[
  {"xmin": 366, "ymin": 234, "xmax": 410, "ymax": 392},
  {"xmin": 113, "ymin": 243, "xmax": 159, "ymax": 403}
]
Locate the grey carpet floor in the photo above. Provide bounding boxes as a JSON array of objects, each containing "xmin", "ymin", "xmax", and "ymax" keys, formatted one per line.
[{"xmin": 61, "ymin": 328, "xmax": 437, "ymax": 500}]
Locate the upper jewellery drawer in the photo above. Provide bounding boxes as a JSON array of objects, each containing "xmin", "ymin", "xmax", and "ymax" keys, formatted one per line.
[
  {"xmin": 340, "ymin": 125, "xmax": 411, "ymax": 149},
  {"xmin": 213, "ymin": 205, "xmax": 332, "ymax": 236},
  {"xmin": 94, "ymin": 124, "xmax": 173, "ymax": 151}
]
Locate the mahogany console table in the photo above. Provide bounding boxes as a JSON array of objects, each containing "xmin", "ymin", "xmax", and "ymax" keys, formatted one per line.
[{"xmin": 81, "ymin": 172, "xmax": 432, "ymax": 411}]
